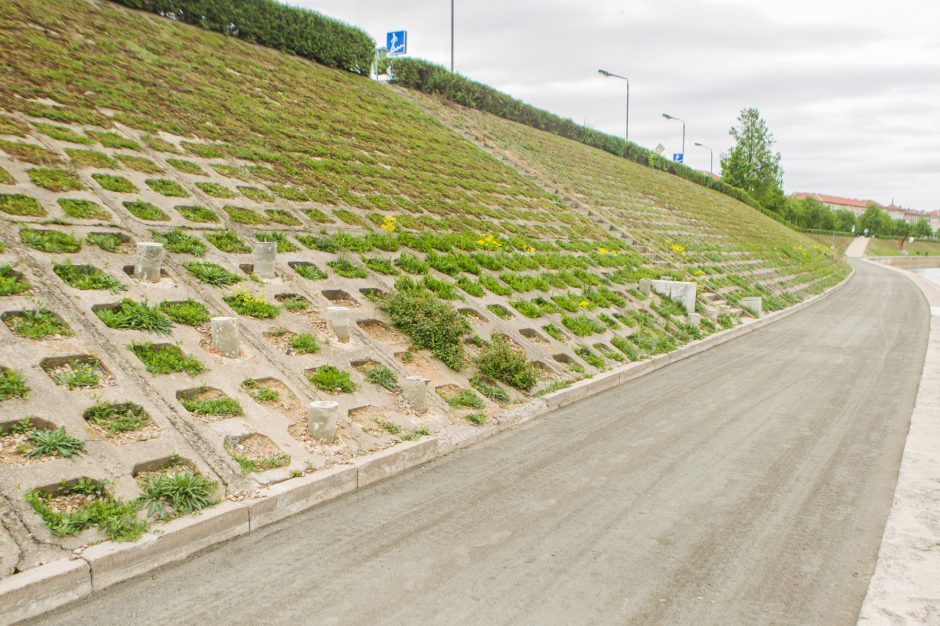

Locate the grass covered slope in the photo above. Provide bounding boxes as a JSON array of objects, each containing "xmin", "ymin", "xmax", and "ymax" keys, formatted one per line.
[{"xmin": 407, "ymin": 94, "xmax": 849, "ymax": 311}]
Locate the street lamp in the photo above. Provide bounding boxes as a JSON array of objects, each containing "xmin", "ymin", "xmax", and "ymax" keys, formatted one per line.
[
  {"xmin": 450, "ymin": 0, "xmax": 454, "ymax": 72},
  {"xmin": 597, "ymin": 69, "xmax": 629, "ymax": 142},
  {"xmin": 662, "ymin": 113, "xmax": 685, "ymax": 162},
  {"xmin": 693, "ymin": 141, "xmax": 713, "ymax": 174}
]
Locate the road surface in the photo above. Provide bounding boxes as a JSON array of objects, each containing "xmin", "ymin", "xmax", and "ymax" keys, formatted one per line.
[{"xmin": 36, "ymin": 260, "xmax": 929, "ymax": 626}]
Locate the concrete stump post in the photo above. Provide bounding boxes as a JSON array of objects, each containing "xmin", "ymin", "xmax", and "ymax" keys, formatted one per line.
[
  {"xmin": 326, "ymin": 306, "xmax": 351, "ymax": 343},
  {"xmin": 740, "ymin": 296, "xmax": 763, "ymax": 317},
  {"xmin": 210, "ymin": 316, "xmax": 240, "ymax": 358},
  {"xmin": 253, "ymin": 241, "xmax": 277, "ymax": 279},
  {"xmin": 403, "ymin": 376, "xmax": 429, "ymax": 414},
  {"xmin": 687, "ymin": 313, "xmax": 701, "ymax": 326},
  {"xmin": 639, "ymin": 278, "xmax": 651, "ymax": 294},
  {"xmin": 135, "ymin": 242, "xmax": 164, "ymax": 282},
  {"xmin": 307, "ymin": 401, "xmax": 339, "ymax": 441}
]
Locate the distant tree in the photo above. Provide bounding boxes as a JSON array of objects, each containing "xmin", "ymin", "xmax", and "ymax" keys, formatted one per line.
[
  {"xmin": 720, "ymin": 108, "xmax": 784, "ymax": 209},
  {"xmin": 912, "ymin": 217, "xmax": 932, "ymax": 239},
  {"xmin": 833, "ymin": 210, "xmax": 857, "ymax": 233},
  {"xmin": 857, "ymin": 204, "xmax": 892, "ymax": 236}
]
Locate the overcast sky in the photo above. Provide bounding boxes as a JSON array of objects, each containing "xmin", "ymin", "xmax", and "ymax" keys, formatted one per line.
[{"xmin": 295, "ymin": 0, "xmax": 940, "ymax": 210}]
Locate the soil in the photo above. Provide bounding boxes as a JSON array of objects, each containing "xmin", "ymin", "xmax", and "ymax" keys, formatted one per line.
[
  {"xmin": 85, "ymin": 414, "xmax": 161, "ymax": 444},
  {"xmin": 50, "ymin": 491, "xmax": 96, "ymax": 515},
  {"xmin": 45, "ymin": 361, "xmax": 117, "ymax": 389},
  {"xmin": 0, "ymin": 431, "xmax": 45, "ymax": 465},
  {"xmin": 135, "ymin": 460, "xmax": 196, "ymax": 482},
  {"xmin": 244, "ymin": 378, "xmax": 303, "ymax": 420},
  {"xmin": 434, "ymin": 384, "xmax": 463, "ymax": 403},
  {"xmin": 229, "ymin": 433, "xmax": 282, "ymax": 461},
  {"xmin": 395, "ymin": 350, "xmax": 443, "ymax": 379},
  {"xmin": 357, "ymin": 320, "xmax": 405, "ymax": 344}
]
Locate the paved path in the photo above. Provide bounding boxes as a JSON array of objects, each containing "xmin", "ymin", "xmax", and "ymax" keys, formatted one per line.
[
  {"xmin": 846, "ymin": 236, "xmax": 871, "ymax": 258},
  {"xmin": 36, "ymin": 260, "xmax": 929, "ymax": 626}
]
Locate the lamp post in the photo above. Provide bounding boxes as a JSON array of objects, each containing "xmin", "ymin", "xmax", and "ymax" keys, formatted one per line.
[
  {"xmin": 693, "ymin": 141, "xmax": 713, "ymax": 174},
  {"xmin": 450, "ymin": 0, "xmax": 454, "ymax": 72},
  {"xmin": 662, "ymin": 113, "xmax": 685, "ymax": 162},
  {"xmin": 597, "ymin": 69, "xmax": 629, "ymax": 142}
]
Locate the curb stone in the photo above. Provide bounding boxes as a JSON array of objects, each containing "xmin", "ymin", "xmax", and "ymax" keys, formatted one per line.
[{"xmin": 0, "ymin": 268, "xmax": 855, "ymax": 624}]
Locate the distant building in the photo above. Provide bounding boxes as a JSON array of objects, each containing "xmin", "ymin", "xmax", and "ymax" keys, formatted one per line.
[{"xmin": 792, "ymin": 193, "xmax": 877, "ymax": 217}]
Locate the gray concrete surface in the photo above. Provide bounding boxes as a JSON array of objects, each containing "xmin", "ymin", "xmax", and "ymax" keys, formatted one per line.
[{"xmin": 33, "ymin": 260, "xmax": 928, "ymax": 626}]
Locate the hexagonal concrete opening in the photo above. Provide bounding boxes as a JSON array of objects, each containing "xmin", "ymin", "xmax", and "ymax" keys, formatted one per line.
[
  {"xmin": 552, "ymin": 353, "xmax": 574, "ymax": 365},
  {"xmin": 131, "ymin": 455, "xmax": 196, "ymax": 479},
  {"xmin": 238, "ymin": 263, "xmax": 255, "ymax": 275},
  {"xmin": 241, "ymin": 377, "xmax": 298, "ymax": 414},
  {"xmin": 520, "ymin": 328, "xmax": 549, "ymax": 345},
  {"xmin": 122, "ymin": 265, "xmax": 169, "ymax": 279},
  {"xmin": 459, "ymin": 308, "xmax": 483, "ymax": 321},
  {"xmin": 223, "ymin": 433, "xmax": 289, "ymax": 475},
  {"xmin": 275, "ymin": 292, "xmax": 310, "ymax": 312},
  {"xmin": 357, "ymin": 319, "xmax": 401, "ymax": 343},
  {"xmin": 82, "ymin": 400, "xmax": 157, "ymax": 442},
  {"xmin": 90, "ymin": 231, "xmax": 132, "ymax": 252},
  {"xmin": 322, "ymin": 289, "xmax": 358, "ymax": 307},
  {"xmin": 40, "ymin": 354, "xmax": 114, "ymax": 390},
  {"xmin": 359, "ymin": 287, "xmax": 386, "ymax": 301},
  {"xmin": 176, "ymin": 387, "xmax": 243, "ymax": 421}
]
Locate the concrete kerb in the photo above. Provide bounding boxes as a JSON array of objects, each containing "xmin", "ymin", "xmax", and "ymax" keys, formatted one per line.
[
  {"xmin": 858, "ymin": 260, "xmax": 940, "ymax": 624},
  {"xmin": 0, "ymin": 269, "xmax": 855, "ymax": 623}
]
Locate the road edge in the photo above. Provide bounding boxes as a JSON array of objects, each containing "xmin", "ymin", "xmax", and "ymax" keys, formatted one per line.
[
  {"xmin": 857, "ymin": 261, "xmax": 940, "ymax": 624},
  {"xmin": 0, "ymin": 269, "xmax": 855, "ymax": 625}
]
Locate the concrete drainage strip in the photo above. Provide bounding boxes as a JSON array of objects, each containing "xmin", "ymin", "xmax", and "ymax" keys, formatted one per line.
[
  {"xmin": 0, "ymin": 270, "xmax": 856, "ymax": 624},
  {"xmin": 857, "ymin": 260, "xmax": 940, "ymax": 624}
]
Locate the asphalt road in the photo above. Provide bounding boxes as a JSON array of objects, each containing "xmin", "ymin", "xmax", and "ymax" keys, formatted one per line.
[{"xmin": 37, "ymin": 260, "xmax": 929, "ymax": 626}]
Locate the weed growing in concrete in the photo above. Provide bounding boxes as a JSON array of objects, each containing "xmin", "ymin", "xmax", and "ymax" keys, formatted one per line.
[
  {"xmin": 362, "ymin": 256, "xmax": 398, "ymax": 276},
  {"xmin": 224, "ymin": 205, "xmax": 267, "ymax": 225},
  {"xmin": 25, "ymin": 426, "xmax": 85, "ymax": 458},
  {"xmin": 58, "ymin": 198, "xmax": 108, "ymax": 220},
  {"xmin": 123, "ymin": 200, "xmax": 169, "ymax": 221},
  {"xmin": 0, "ymin": 368, "xmax": 29, "ymax": 400},
  {"xmin": 83, "ymin": 400, "xmax": 148, "ymax": 434},
  {"xmin": 256, "ymin": 231, "xmax": 297, "ymax": 252},
  {"xmin": 238, "ymin": 186, "xmax": 274, "ymax": 202},
  {"xmin": 195, "ymin": 181, "xmax": 235, "ymax": 198},
  {"xmin": 32, "ymin": 122, "xmax": 90, "ymax": 144},
  {"xmin": 444, "ymin": 388, "xmax": 484, "ymax": 409},
  {"xmin": 53, "ymin": 262, "xmax": 125, "ymax": 292},
  {"xmin": 0, "ymin": 193, "xmax": 45, "ymax": 217},
  {"xmin": 574, "ymin": 345, "xmax": 605, "ymax": 368},
  {"xmin": 226, "ymin": 448, "xmax": 290, "ymax": 474},
  {"xmin": 465, "ymin": 412, "xmax": 486, "ymax": 425},
  {"xmin": 181, "ymin": 392, "xmax": 243, "ymax": 417},
  {"xmin": 159, "ymin": 299, "xmax": 210, "ymax": 326},
  {"xmin": 401, "ymin": 427, "xmax": 430, "ymax": 441},
  {"xmin": 20, "ymin": 228, "xmax": 81, "ymax": 253},
  {"xmin": 176, "ymin": 205, "xmax": 219, "ymax": 223},
  {"xmin": 223, "ymin": 291, "xmax": 279, "ymax": 318},
  {"xmin": 394, "ymin": 252, "xmax": 428, "ymax": 275},
  {"xmin": 54, "ymin": 360, "xmax": 103, "ymax": 389},
  {"xmin": 376, "ymin": 420, "xmax": 401, "ymax": 435},
  {"xmin": 475, "ymin": 336, "xmax": 538, "ymax": 391},
  {"xmin": 302, "ymin": 207, "xmax": 333, "ymax": 223},
  {"xmin": 487, "ymin": 304, "xmax": 512, "ymax": 319},
  {"xmin": 205, "ymin": 229, "xmax": 250, "ymax": 253},
  {"xmin": 279, "ymin": 295, "xmax": 309, "ymax": 312},
  {"xmin": 290, "ymin": 333, "xmax": 319, "ymax": 354},
  {"xmin": 92, "ymin": 173, "xmax": 136, "ymax": 193},
  {"xmin": 242, "ymin": 379, "xmax": 280, "ymax": 403},
  {"xmin": 308, "ymin": 365, "xmax": 357, "ymax": 393},
  {"xmin": 561, "ymin": 315, "xmax": 605, "ymax": 337},
  {"xmin": 0, "ymin": 265, "xmax": 30, "ymax": 296},
  {"xmin": 166, "ymin": 158, "xmax": 204, "ymax": 175},
  {"xmin": 185, "ymin": 261, "xmax": 242, "ymax": 286},
  {"xmin": 137, "ymin": 471, "xmax": 217, "ymax": 520},
  {"xmin": 96, "ymin": 299, "xmax": 172, "ymax": 335},
  {"xmin": 291, "ymin": 262, "xmax": 327, "ymax": 281},
  {"xmin": 89, "ymin": 131, "xmax": 140, "ymax": 150},
  {"xmin": 0, "ymin": 140, "xmax": 59, "ymax": 165},
  {"xmin": 366, "ymin": 365, "xmax": 398, "ymax": 391},
  {"xmin": 27, "ymin": 167, "xmax": 84, "ymax": 192},
  {"xmin": 327, "ymin": 258, "xmax": 368, "ymax": 279},
  {"xmin": 114, "ymin": 154, "xmax": 162, "ymax": 173},
  {"xmin": 152, "ymin": 228, "xmax": 206, "ymax": 256},
  {"xmin": 264, "ymin": 209, "xmax": 301, "ymax": 226},
  {"xmin": 128, "ymin": 342, "xmax": 205, "ymax": 375},
  {"xmin": 25, "ymin": 478, "xmax": 146, "ymax": 541},
  {"xmin": 4, "ymin": 309, "xmax": 73, "ymax": 339},
  {"xmin": 86, "ymin": 232, "xmax": 125, "ymax": 252},
  {"xmin": 470, "ymin": 374, "xmax": 509, "ymax": 404},
  {"xmin": 65, "ymin": 148, "xmax": 116, "ymax": 169},
  {"xmin": 381, "ymin": 288, "xmax": 470, "ymax": 370},
  {"xmin": 0, "ymin": 166, "xmax": 13, "ymax": 184},
  {"xmin": 146, "ymin": 178, "xmax": 188, "ymax": 197}
]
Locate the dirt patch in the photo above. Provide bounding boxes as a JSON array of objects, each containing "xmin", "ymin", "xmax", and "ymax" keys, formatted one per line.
[
  {"xmin": 49, "ymin": 491, "xmax": 96, "ymax": 515},
  {"xmin": 520, "ymin": 328, "xmax": 549, "ymax": 345},
  {"xmin": 322, "ymin": 289, "xmax": 359, "ymax": 308},
  {"xmin": 493, "ymin": 333, "xmax": 526, "ymax": 355},
  {"xmin": 0, "ymin": 430, "xmax": 46, "ymax": 465},
  {"xmin": 434, "ymin": 384, "xmax": 463, "ymax": 401},
  {"xmin": 533, "ymin": 360, "xmax": 561, "ymax": 382},
  {"xmin": 395, "ymin": 350, "xmax": 443, "ymax": 379},
  {"xmin": 41, "ymin": 356, "xmax": 116, "ymax": 390},
  {"xmin": 228, "ymin": 433, "xmax": 281, "ymax": 462},
  {"xmin": 357, "ymin": 319, "xmax": 404, "ymax": 343},
  {"xmin": 243, "ymin": 378, "xmax": 302, "ymax": 420}
]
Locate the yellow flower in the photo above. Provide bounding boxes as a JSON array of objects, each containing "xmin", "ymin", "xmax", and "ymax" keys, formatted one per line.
[
  {"xmin": 671, "ymin": 243, "xmax": 685, "ymax": 254},
  {"xmin": 380, "ymin": 215, "xmax": 397, "ymax": 234},
  {"xmin": 527, "ymin": 246, "xmax": 535, "ymax": 253},
  {"xmin": 579, "ymin": 300, "xmax": 591, "ymax": 308},
  {"xmin": 597, "ymin": 247, "xmax": 608, "ymax": 255},
  {"xmin": 476, "ymin": 233, "xmax": 501, "ymax": 250}
]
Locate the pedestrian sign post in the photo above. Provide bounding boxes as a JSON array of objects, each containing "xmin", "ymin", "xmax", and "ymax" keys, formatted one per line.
[
  {"xmin": 386, "ymin": 31, "xmax": 407, "ymax": 56},
  {"xmin": 672, "ymin": 153, "xmax": 683, "ymax": 163}
]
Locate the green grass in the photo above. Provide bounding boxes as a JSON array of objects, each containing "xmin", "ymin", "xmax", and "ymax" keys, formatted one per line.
[
  {"xmin": 27, "ymin": 167, "xmax": 84, "ymax": 191},
  {"xmin": 224, "ymin": 205, "xmax": 268, "ymax": 224},
  {"xmin": 89, "ymin": 131, "xmax": 140, "ymax": 150},
  {"xmin": 366, "ymin": 365, "xmax": 399, "ymax": 391},
  {"xmin": 0, "ymin": 193, "xmax": 45, "ymax": 217},
  {"xmin": 561, "ymin": 315, "xmax": 606, "ymax": 337},
  {"xmin": 32, "ymin": 122, "xmax": 91, "ymax": 144},
  {"xmin": 83, "ymin": 400, "xmax": 149, "ymax": 434},
  {"xmin": 0, "ymin": 265, "xmax": 30, "ymax": 295},
  {"xmin": 226, "ymin": 447, "xmax": 290, "ymax": 475},
  {"xmin": 238, "ymin": 186, "xmax": 274, "ymax": 202},
  {"xmin": 152, "ymin": 228, "xmax": 206, "ymax": 255},
  {"xmin": 25, "ymin": 478, "xmax": 146, "ymax": 541},
  {"xmin": 195, "ymin": 181, "xmax": 235, "ymax": 198},
  {"xmin": 65, "ymin": 148, "xmax": 117, "ymax": 169},
  {"xmin": 395, "ymin": 252, "xmax": 429, "ymax": 275},
  {"xmin": 0, "ymin": 165, "xmax": 13, "ymax": 184},
  {"xmin": 86, "ymin": 232, "xmax": 125, "ymax": 252},
  {"xmin": 466, "ymin": 412, "xmax": 487, "ymax": 425},
  {"xmin": 264, "ymin": 209, "xmax": 301, "ymax": 226},
  {"xmin": 223, "ymin": 291, "xmax": 279, "ymax": 318},
  {"xmin": 442, "ymin": 387, "xmax": 484, "ymax": 409},
  {"xmin": 205, "ymin": 229, "xmax": 250, "ymax": 253},
  {"xmin": 20, "ymin": 228, "xmax": 81, "ymax": 253},
  {"xmin": 0, "ymin": 139, "xmax": 60, "ymax": 165},
  {"xmin": 4, "ymin": 308, "xmax": 73, "ymax": 339},
  {"xmin": 242, "ymin": 378, "xmax": 280, "ymax": 402},
  {"xmin": 176, "ymin": 205, "xmax": 219, "ymax": 223},
  {"xmin": 0, "ymin": 367, "xmax": 29, "ymax": 400},
  {"xmin": 328, "ymin": 258, "xmax": 368, "ymax": 278},
  {"xmin": 24, "ymin": 426, "xmax": 86, "ymax": 458},
  {"xmin": 303, "ymin": 208, "xmax": 333, "ymax": 223},
  {"xmin": 308, "ymin": 365, "xmax": 357, "ymax": 393},
  {"xmin": 58, "ymin": 198, "xmax": 109, "ymax": 220},
  {"xmin": 279, "ymin": 294, "xmax": 309, "ymax": 312},
  {"xmin": 475, "ymin": 336, "xmax": 538, "ymax": 391},
  {"xmin": 123, "ymin": 200, "xmax": 168, "ymax": 221},
  {"xmin": 256, "ymin": 231, "xmax": 297, "ymax": 252},
  {"xmin": 470, "ymin": 374, "xmax": 510, "ymax": 403},
  {"xmin": 487, "ymin": 304, "xmax": 512, "ymax": 319},
  {"xmin": 184, "ymin": 261, "xmax": 242, "ymax": 286},
  {"xmin": 180, "ymin": 390, "xmax": 243, "ymax": 416},
  {"xmin": 146, "ymin": 178, "xmax": 188, "ymax": 197},
  {"xmin": 92, "ymin": 173, "xmax": 136, "ymax": 193},
  {"xmin": 363, "ymin": 256, "xmax": 399, "ymax": 276},
  {"xmin": 159, "ymin": 299, "xmax": 210, "ymax": 326},
  {"xmin": 53, "ymin": 261, "xmax": 125, "ymax": 292},
  {"xmin": 128, "ymin": 341, "xmax": 206, "ymax": 375},
  {"xmin": 116, "ymin": 154, "xmax": 163, "ymax": 173},
  {"xmin": 53, "ymin": 359, "xmax": 104, "ymax": 389},
  {"xmin": 166, "ymin": 158, "xmax": 204, "ymax": 175},
  {"xmin": 96, "ymin": 299, "xmax": 172, "ymax": 334},
  {"xmin": 137, "ymin": 470, "xmax": 217, "ymax": 520},
  {"xmin": 289, "ymin": 332, "xmax": 319, "ymax": 354},
  {"xmin": 575, "ymin": 345, "xmax": 605, "ymax": 368},
  {"xmin": 291, "ymin": 262, "xmax": 327, "ymax": 281}
]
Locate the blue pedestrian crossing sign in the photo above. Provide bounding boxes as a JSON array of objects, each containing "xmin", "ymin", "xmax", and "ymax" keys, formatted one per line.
[
  {"xmin": 386, "ymin": 31, "xmax": 407, "ymax": 56},
  {"xmin": 672, "ymin": 153, "xmax": 684, "ymax": 163}
]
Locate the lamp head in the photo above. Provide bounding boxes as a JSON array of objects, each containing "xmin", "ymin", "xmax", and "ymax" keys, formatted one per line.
[
  {"xmin": 662, "ymin": 113, "xmax": 673, "ymax": 120},
  {"xmin": 597, "ymin": 69, "xmax": 611, "ymax": 77}
]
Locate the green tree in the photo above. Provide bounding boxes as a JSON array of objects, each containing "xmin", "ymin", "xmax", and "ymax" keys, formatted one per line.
[
  {"xmin": 858, "ymin": 204, "xmax": 892, "ymax": 236},
  {"xmin": 720, "ymin": 108, "xmax": 784, "ymax": 209},
  {"xmin": 912, "ymin": 217, "xmax": 932, "ymax": 239}
]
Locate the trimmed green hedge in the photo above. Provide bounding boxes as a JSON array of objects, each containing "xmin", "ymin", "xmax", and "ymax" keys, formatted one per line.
[
  {"xmin": 389, "ymin": 58, "xmax": 765, "ymax": 212},
  {"xmin": 110, "ymin": 0, "xmax": 375, "ymax": 74}
]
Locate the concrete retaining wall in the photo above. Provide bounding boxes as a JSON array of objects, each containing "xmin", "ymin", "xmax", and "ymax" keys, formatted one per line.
[{"xmin": 867, "ymin": 256, "xmax": 940, "ymax": 270}]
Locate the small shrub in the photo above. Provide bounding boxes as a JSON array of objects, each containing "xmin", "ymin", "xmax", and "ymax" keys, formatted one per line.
[
  {"xmin": 92, "ymin": 173, "xmax": 136, "ymax": 193},
  {"xmin": 475, "ymin": 336, "xmax": 538, "ymax": 392},
  {"xmin": 366, "ymin": 365, "xmax": 399, "ymax": 391},
  {"xmin": 176, "ymin": 205, "xmax": 219, "ymax": 223},
  {"xmin": 470, "ymin": 374, "xmax": 510, "ymax": 404},
  {"xmin": 86, "ymin": 232, "xmax": 125, "ymax": 252},
  {"xmin": 96, "ymin": 299, "xmax": 172, "ymax": 334},
  {"xmin": 128, "ymin": 342, "xmax": 205, "ymax": 376},
  {"xmin": 184, "ymin": 261, "xmax": 241, "ymax": 286},
  {"xmin": 159, "ymin": 299, "xmax": 210, "ymax": 326},
  {"xmin": 28, "ymin": 168, "xmax": 84, "ymax": 192},
  {"xmin": 466, "ymin": 412, "xmax": 487, "ymax": 425},
  {"xmin": 206, "ymin": 229, "xmax": 250, "ymax": 253},
  {"xmin": 224, "ymin": 292, "xmax": 279, "ymax": 318},
  {"xmin": 123, "ymin": 200, "xmax": 169, "ymax": 221},
  {"xmin": 137, "ymin": 471, "xmax": 217, "ymax": 520},
  {"xmin": 328, "ymin": 258, "xmax": 368, "ymax": 279},
  {"xmin": 0, "ymin": 194, "xmax": 45, "ymax": 217},
  {"xmin": 291, "ymin": 262, "xmax": 327, "ymax": 281},
  {"xmin": 444, "ymin": 387, "xmax": 484, "ymax": 409},
  {"xmin": 25, "ymin": 426, "xmax": 85, "ymax": 458},
  {"xmin": 381, "ymin": 289, "xmax": 470, "ymax": 370},
  {"xmin": 58, "ymin": 198, "xmax": 108, "ymax": 220},
  {"xmin": 290, "ymin": 333, "xmax": 320, "ymax": 354},
  {"xmin": 4, "ymin": 309, "xmax": 73, "ymax": 339},
  {"xmin": 224, "ymin": 205, "xmax": 267, "ymax": 224},
  {"xmin": 146, "ymin": 178, "xmax": 189, "ymax": 197},
  {"xmin": 195, "ymin": 181, "xmax": 235, "ymax": 198},
  {"xmin": 83, "ymin": 400, "xmax": 148, "ymax": 434},
  {"xmin": 308, "ymin": 365, "xmax": 357, "ymax": 393},
  {"xmin": 166, "ymin": 158, "xmax": 204, "ymax": 175},
  {"xmin": 0, "ymin": 368, "xmax": 29, "ymax": 400},
  {"xmin": 53, "ymin": 262, "xmax": 125, "ymax": 292},
  {"xmin": 0, "ymin": 265, "xmax": 30, "ymax": 296},
  {"xmin": 152, "ymin": 228, "xmax": 206, "ymax": 256}
]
